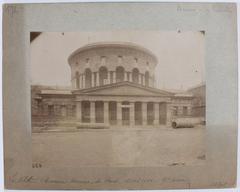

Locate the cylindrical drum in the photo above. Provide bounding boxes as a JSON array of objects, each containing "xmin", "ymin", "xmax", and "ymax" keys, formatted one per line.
[{"xmin": 171, "ymin": 117, "xmax": 202, "ymax": 128}]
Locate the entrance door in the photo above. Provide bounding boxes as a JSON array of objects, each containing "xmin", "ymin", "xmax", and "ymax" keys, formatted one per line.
[
  {"xmin": 135, "ymin": 102, "xmax": 142, "ymax": 125},
  {"xmin": 109, "ymin": 101, "xmax": 117, "ymax": 125},
  {"xmin": 147, "ymin": 102, "xmax": 154, "ymax": 125},
  {"xmin": 95, "ymin": 101, "xmax": 104, "ymax": 123},
  {"xmin": 122, "ymin": 107, "xmax": 130, "ymax": 125}
]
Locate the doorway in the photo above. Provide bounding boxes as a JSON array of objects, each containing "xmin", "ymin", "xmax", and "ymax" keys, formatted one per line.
[{"xmin": 122, "ymin": 107, "xmax": 130, "ymax": 125}]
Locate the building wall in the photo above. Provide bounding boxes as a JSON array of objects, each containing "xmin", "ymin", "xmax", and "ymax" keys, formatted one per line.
[
  {"xmin": 69, "ymin": 46, "xmax": 156, "ymax": 74},
  {"xmin": 68, "ymin": 44, "xmax": 157, "ymax": 89},
  {"xmin": 188, "ymin": 84, "xmax": 205, "ymax": 118},
  {"xmin": 31, "ymin": 86, "xmax": 76, "ymax": 131},
  {"xmin": 171, "ymin": 97, "xmax": 193, "ymax": 118},
  {"xmin": 31, "ymin": 85, "xmax": 195, "ymax": 132}
]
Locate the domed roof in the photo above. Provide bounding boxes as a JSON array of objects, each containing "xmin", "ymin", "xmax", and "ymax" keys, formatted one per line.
[{"xmin": 68, "ymin": 42, "xmax": 158, "ymax": 64}]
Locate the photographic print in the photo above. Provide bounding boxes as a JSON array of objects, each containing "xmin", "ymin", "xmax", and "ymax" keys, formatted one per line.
[
  {"xmin": 3, "ymin": 3, "xmax": 237, "ymax": 190},
  {"xmin": 30, "ymin": 31, "xmax": 206, "ymax": 168}
]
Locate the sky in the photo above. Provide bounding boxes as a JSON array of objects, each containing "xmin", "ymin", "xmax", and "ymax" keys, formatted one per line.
[{"xmin": 30, "ymin": 31, "xmax": 205, "ymax": 90}]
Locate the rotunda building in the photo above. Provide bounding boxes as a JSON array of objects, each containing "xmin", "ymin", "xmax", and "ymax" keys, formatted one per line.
[
  {"xmin": 31, "ymin": 42, "xmax": 195, "ymax": 131},
  {"xmin": 68, "ymin": 42, "xmax": 179, "ymax": 127},
  {"xmin": 68, "ymin": 42, "xmax": 158, "ymax": 89}
]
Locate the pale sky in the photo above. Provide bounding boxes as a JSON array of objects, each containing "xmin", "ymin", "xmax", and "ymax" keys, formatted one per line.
[{"xmin": 30, "ymin": 31, "xmax": 205, "ymax": 90}]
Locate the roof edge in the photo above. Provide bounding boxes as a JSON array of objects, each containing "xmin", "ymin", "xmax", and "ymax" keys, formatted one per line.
[
  {"xmin": 68, "ymin": 42, "xmax": 158, "ymax": 64},
  {"xmin": 72, "ymin": 81, "xmax": 174, "ymax": 96}
]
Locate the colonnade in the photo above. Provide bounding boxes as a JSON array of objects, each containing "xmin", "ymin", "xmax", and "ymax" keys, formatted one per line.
[
  {"xmin": 76, "ymin": 100, "xmax": 171, "ymax": 126},
  {"xmin": 74, "ymin": 69, "xmax": 154, "ymax": 89}
]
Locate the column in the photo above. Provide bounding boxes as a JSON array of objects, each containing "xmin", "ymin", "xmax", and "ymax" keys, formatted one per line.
[
  {"xmin": 154, "ymin": 102, "xmax": 160, "ymax": 125},
  {"xmin": 143, "ymin": 75, "xmax": 145, "ymax": 86},
  {"xmin": 152, "ymin": 76, "xmax": 155, "ymax": 88},
  {"xmin": 166, "ymin": 103, "xmax": 172, "ymax": 127},
  {"xmin": 71, "ymin": 79, "xmax": 75, "ymax": 89},
  {"xmin": 149, "ymin": 77, "xmax": 152, "ymax": 87},
  {"xmin": 107, "ymin": 71, "xmax": 111, "ymax": 84},
  {"xmin": 124, "ymin": 72, "xmax": 128, "ymax": 81},
  {"xmin": 104, "ymin": 101, "xmax": 109, "ymax": 124},
  {"xmin": 116, "ymin": 101, "xmax": 122, "ymax": 125},
  {"xmin": 129, "ymin": 102, "xmax": 135, "ymax": 126},
  {"xmin": 91, "ymin": 73, "xmax": 95, "ymax": 87},
  {"xmin": 138, "ymin": 74, "xmax": 141, "ymax": 84},
  {"xmin": 113, "ymin": 71, "xmax": 116, "ymax": 83},
  {"xmin": 90, "ymin": 101, "xmax": 95, "ymax": 123},
  {"xmin": 96, "ymin": 72, "xmax": 99, "ymax": 86},
  {"xmin": 79, "ymin": 75, "xmax": 82, "ymax": 89},
  {"xmin": 76, "ymin": 102, "xmax": 82, "ymax": 122},
  {"xmin": 142, "ymin": 102, "xmax": 147, "ymax": 126},
  {"xmin": 129, "ymin": 73, "xmax": 132, "ymax": 82},
  {"xmin": 82, "ymin": 74, "xmax": 85, "ymax": 89}
]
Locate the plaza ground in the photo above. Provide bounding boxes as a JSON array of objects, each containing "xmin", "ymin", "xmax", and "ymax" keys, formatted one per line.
[{"xmin": 32, "ymin": 126, "xmax": 205, "ymax": 168}]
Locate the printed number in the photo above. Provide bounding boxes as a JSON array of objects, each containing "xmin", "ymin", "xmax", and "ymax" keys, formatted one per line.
[{"xmin": 32, "ymin": 163, "xmax": 42, "ymax": 168}]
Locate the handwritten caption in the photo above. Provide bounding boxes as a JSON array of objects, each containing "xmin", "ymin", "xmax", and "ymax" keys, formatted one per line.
[
  {"xmin": 177, "ymin": 4, "xmax": 233, "ymax": 13},
  {"xmin": 9, "ymin": 172, "xmax": 191, "ymax": 186},
  {"xmin": 9, "ymin": 172, "xmax": 231, "ymax": 188}
]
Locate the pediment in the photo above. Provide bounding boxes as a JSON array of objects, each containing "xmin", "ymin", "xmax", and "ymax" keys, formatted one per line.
[{"xmin": 74, "ymin": 82, "xmax": 173, "ymax": 97}]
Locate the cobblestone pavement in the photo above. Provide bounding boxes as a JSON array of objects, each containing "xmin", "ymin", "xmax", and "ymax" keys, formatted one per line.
[{"xmin": 32, "ymin": 126, "xmax": 205, "ymax": 168}]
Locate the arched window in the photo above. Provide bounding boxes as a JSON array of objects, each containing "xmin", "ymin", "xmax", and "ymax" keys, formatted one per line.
[
  {"xmin": 145, "ymin": 71, "xmax": 149, "ymax": 87},
  {"xmin": 132, "ymin": 68, "xmax": 139, "ymax": 84},
  {"xmin": 75, "ymin": 71, "xmax": 80, "ymax": 89},
  {"xmin": 99, "ymin": 66, "xmax": 108, "ymax": 86},
  {"xmin": 116, "ymin": 66, "xmax": 125, "ymax": 82},
  {"xmin": 85, "ymin": 68, "xmax": 92, "ymax": 88}
]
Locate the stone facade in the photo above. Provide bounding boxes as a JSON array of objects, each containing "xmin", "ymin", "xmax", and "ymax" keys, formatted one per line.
[{"xmin": 31, "ymin": 42, "xmax": 203, "ymax": 132}]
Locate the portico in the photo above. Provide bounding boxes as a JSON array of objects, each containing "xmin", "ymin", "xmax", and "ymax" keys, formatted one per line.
[
  {"xmin": 74, "ymin": 81, "xmax": 173, "ymax": 127},
  {"xmin": 76, "ymin": 100, "xmax": 171, "ymax": 127}
]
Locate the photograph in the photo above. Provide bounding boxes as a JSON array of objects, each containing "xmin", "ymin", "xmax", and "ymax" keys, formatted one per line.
[
  {"xmin": 30, "ymin": 31, "xmax": 206, "ymax": 168},
  {"xmin": 3, "ymin": 2, "xmax": 237, "ymax": 190}
]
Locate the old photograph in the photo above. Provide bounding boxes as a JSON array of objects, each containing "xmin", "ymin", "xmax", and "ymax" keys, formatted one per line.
[
  {"xmin": 30, "ymin": 31, "xmax": 206, "ymax": 168},
  {"xmin": 3, "ymin": 2, "xmax": 238, "ymax": 190}
]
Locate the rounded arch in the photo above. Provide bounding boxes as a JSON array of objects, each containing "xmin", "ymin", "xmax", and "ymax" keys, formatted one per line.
[
  {"xmin": 116, "ymin": 66, "xmax": 125, "ymax": 82},
  {"xmin": 145, "ymin": 71, "xmax": 149, "ymax": 87},
  {"xmin": 85, "ymin": 68, "xmax": 92, "ymax": 88},
  {"xmin": 99, "ymin": 66, "xmax": 108, "ymax": 86},
  {"xmin": 132, "ymin": 68, "xmax": 139, "ymax": 84},
  {"xmin": 75, "ymin": 71, "xmax": 80, "ymax": 89}
]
